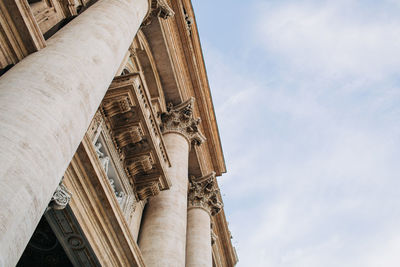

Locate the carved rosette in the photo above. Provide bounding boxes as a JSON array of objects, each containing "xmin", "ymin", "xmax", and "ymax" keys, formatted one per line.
[
  {"xmin": 48, "ymin": 180, "xmax": 72, "ymax": 210},
  {"xmin": 142, "ymin": 0, "xmax": 175, "ymax": 26},
  {"xmin": 188, "ymin": 172, "xmax": 223, "ymax": 216},
  {"xmin": 161, "ymin": 97, "xmax": 206, "ymax": 146}
]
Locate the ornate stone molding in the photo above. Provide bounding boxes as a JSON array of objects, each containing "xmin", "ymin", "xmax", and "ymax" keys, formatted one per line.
[
  {"xmin": 136, "ymin": 181, "xmax": 161, "ymax": 201},
  {"xmin": 142, "ymin": 0, "xmax": 175, "ymax": 26},
  {"xmin": 48, "ymin": 179, "xmax": 72, "ymax": 210},
  {"xmin": 101, "ymin": 74, "xmax": 171, "ymax": 201},
  {"xmin": 161, "ymin": 97, "xmax": 206, "ymax": 146},
  {"xmin": 188, "ymin": 172, "xmax": 223, "ymax": 216}
]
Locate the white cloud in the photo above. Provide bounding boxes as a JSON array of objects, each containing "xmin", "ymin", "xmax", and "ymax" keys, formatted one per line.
[
  {"xmin": 198, "ymin": 1, "xmax": 400, "ymax": 267},
  {"xmin": 255, "ymin": 0, "xmax": 400, "ymax": 79}
]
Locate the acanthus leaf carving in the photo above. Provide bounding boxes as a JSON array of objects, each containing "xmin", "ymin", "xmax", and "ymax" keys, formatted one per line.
[
  {"xmin": 188, "ymin": 172, "xmax": 223, "ymax": 216},
  {"xmin": 142, "ymin": 0, "xmax": 175, "ymax": 27},
  {"xmin": 161, "ymin": 97, "xmax": 205, "ymax": 146},
  {"xmin": 156, "ymin": 0, "xmax": 175, "ymax": 19}
]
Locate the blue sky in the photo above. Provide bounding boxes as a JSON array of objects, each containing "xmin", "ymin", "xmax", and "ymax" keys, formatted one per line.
[{"xmin": 192, "ymin": 0, "xmax": 400, "ymax": 266}]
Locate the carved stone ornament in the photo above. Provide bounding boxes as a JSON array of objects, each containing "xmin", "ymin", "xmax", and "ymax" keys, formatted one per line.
[
  {"xmin": 161, "ymin": 97, "xmax": 206, "ymax": 146},
  {"xmin": 211, "ymin": 227, "xmax": 218, "ymax": 245},
  {"xmin": 48, "ymin": 180, "xmax": 72, "ymax": 210},
  {"xmin": 188, "ymin": 172, "xmax": 223, "ymax": 216},
  {"xmin": 142, "ymin": 0, "xmax": 175, "ymax": 26}
]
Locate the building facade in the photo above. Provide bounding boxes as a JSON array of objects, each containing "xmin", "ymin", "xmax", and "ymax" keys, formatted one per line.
[{"xmin": 0, "ymin": 0, "xmax": 238, "ymax": 266}]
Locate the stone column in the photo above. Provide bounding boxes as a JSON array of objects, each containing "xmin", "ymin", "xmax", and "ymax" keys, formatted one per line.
[
  {"xmin": 0, "ymin": 0, "xmax": 163, "ymax": 265},
  {"xmin": 186, "ymin": 172, "xmax": 223, "ymax": 267},
  {"xmin": 139, "ymin": 98, "xmax": 205, "ymax": 267}
]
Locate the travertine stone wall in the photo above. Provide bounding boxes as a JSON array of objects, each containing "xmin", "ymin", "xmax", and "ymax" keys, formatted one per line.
[
  {"xmin": 138, "ymin": 132, "xmax": 189, "ymax": 267},
  {"xmin": 0, "ymin": 0, "xmax": 148, "ymax": 265},
  {"xmin": 186, "ymin": 208, "xmax": 213, "ymax": 267}
]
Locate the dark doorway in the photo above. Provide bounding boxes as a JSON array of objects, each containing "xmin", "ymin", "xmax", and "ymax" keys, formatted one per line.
[{"xmin": 17, "ymin": 216, "xmax": 73, "ymax": 267}]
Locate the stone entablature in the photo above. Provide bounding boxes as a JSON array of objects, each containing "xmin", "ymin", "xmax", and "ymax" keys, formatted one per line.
[
  {"xmin": 101, "ymin": 73, "xmax": 171, "ymax": 201},
  {"xmin": 161, "ymin": 97, "xmax": 206, "ymax": 146},
  {"xmin": 188, "ymin": 172, "xmax": 223, "ymax": 216}
]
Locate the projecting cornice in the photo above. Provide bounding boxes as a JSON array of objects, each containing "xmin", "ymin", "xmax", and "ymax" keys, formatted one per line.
[
  {"xmin": 188, "ymin": 172, "xmax": 223, "ymax": 216},
  {"xmin": 160, "ymin": 97, "xmax": 206, "ymax": 146},
  {"xmin": 101, "ymin": 73, "xmax": 171, "ymax": 201},
  {"xmin": 140, "ymin": 0, "xmax": 226, "ymax": 176}
]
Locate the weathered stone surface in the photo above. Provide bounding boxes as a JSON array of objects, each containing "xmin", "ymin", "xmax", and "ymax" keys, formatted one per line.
[
  {"xmin": 161, "ymin": 97, "xmax": 205, "ymax": 146},
  {"xmin": 186, "ymin": 172, "xmax": 222, "ymax": 267},
  {"xmin": 186, "ymin": 208, "xmax": 212, "ymax": 267},
  {"xmin": 188, "ymin": 172, "xmax": 223, "ymax": 216},
  {"xmin": 0, "ymin": 0, "xmax": 148, "ymax": 265},
  {"xmin": 138, "ymin": 133, "xmax": 189, "ymax": 267}
]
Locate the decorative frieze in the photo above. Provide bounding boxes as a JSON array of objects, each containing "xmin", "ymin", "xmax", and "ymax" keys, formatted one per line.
[
  {"xmin": 48, "ymin": 180, "xmax": 72, "ymax": 210},
  {"xmin": 161, "ymin": 97, "xmax": 206, "ymax": 146},
  {"xmin": 188, "ymin": 172, "xmax": 223, "ymax": 216},
  {"xmin": 94, "ymin": 140, "xmax": 125, "ymax": 206}
]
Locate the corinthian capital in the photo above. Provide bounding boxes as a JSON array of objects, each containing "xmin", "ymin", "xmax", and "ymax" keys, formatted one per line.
[
  {"xmin": 161, "ymin": 97, "xmax": 206, "ymax": 146},
  {"xmin": 142, "ymin": 0, "xmax": 175, "ymax": 26},
  {"xmin": 188, "ymin": 172, "xmax": 223, "ymax": 216}
]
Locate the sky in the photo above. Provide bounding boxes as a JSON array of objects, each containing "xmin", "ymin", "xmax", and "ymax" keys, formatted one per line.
[{"xmin": 192, "ymin": 0, "xmax": 400, "ymax": 266}]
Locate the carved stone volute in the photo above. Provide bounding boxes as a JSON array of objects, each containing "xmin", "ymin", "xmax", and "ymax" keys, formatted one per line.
[
  {"xmin": 48, "ymin": 179, "xmax": 72, "ymax": 210},
  {"xmin": 142, "ymin": 0, "xmax": 175, "ymax": 26},
  {"xmin": 188, "ymin": 172, "xmax": 223, "ymax": 216},
  {"xmin": 161, "ymin": 97, "xmax": 206, "ymax": 146}
]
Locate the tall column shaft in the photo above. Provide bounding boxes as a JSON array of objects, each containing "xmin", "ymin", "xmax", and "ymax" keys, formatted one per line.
[
  {"xmin": 139, "ymin": 132, "xmax": 189, "ymax": 267},
  {"xmin": 185, "ymin": 172, "xmax": 223, "ymax": 267},
  {"xmin": 0, "ymin": 0, "xmax": 148, "ymax": 265},
  {"xmin": 186, "ymin": 208, "xmax": 212, "ymax": 267}
]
